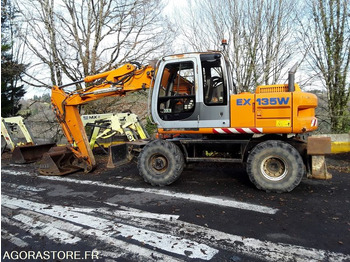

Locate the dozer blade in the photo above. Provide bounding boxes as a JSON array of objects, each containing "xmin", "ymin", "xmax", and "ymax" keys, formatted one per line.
[
  {"xmin": 11, "ymin": 143, "xmax": 56, "ymax": 164},
  {"xmin": 38, "ymin": 146, "xmax": 83, "ymax": 176}
]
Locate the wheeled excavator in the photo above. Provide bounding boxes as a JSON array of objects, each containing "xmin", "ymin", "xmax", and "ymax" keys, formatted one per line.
[{"xmin": 38, "ymin": 50, "xmax": 330, "ymax": 192}]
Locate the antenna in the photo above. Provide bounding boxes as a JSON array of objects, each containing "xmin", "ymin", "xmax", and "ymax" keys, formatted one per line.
[{"xmin": 221, "ymin": 39, "xmax": 228, "ymax": 51}]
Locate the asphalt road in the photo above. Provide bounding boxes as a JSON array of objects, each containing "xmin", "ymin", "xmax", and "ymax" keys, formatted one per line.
[{"xmin": 1, "ymin": 152, "xmax": 350, "ymax": 262}]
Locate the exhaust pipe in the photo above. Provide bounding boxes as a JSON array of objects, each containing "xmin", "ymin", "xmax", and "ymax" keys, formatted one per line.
[{"xmin": 288, "ymin": 63, "xmax": 298, "ymax": 92}]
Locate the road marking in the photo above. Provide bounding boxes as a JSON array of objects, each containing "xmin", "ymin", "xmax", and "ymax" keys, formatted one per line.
[
  {"xmin": 2, "ymin": 169, "xmax": 278, "ymax": 214},
  {"xmin": 2, "ymin": 193, "xmax": 350, "ymax": 262},
  {"xmin": 8, "ymin": 164, "xmax": 27, "ymax": 167},
  {"xmin": 3, "ymin": 196, "xmax": 350, "ymax": 262},
  {"xmin": 85, "ymin": 230, "xmax": 190, "ymax": 262},
  {"xmin": 1, "ymin": 212, "xmax": 183, "ymax": 262},
  {"xmin": 2, "ymin": 170, "xmax": 34, "ymax": 176},
  {"xmin": 92, "ymin": 205, "xmax": 350, "ymax": 262},
  {"xmin": 2, "ymin": 195, "xmax": 218, "ymax": 260},
  {"xmin": 2, "ymin": 182, "xmax": 46, "ymax": 192},
  {"xmin": 1, "ymin": 229, "xmax": 29, "ymax": 248},
  {"xmin": 100, "ymin": 202, "xmax": 180, "ymax": 221},
  {"xmin": 167, "ymin": 221, "xmax": 350, "ymax": 262},
  {"xmin": 13, "ymin": 214, "xmax": 81, "ymax": 244},
  {"xmin": 2, "ymin": 216, "xmax": 81, "ymax": 245}
]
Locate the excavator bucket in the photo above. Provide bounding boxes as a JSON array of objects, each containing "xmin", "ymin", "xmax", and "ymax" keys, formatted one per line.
[
  {"xmin": 11, "ymin": 143, "xmax": 56, "ymax": 164},
  {"xmin": 107, "ymin": 143, "xmax": 132, "ymax": 168},
  {"xmin": 38, "ymin": 146, "xmax": 83, "ymax": 176},
  {"xmin": 107, "ymin": 140, "xmax": 148, "ymax": 168}
]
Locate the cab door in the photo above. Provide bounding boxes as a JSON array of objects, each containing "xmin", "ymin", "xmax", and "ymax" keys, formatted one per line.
[
  {"xmin": 152, "ymin": 57, "xmax": 201, "ymax": 129},
  {"xmin": 197, "ymin": 54, "xmax": 230, "ymax": 128}
]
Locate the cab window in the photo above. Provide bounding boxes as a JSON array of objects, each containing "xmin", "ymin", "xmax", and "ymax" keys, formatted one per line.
[
  {"xmin": 157, "ymin": 61, "xmax": 196, "ymax": 121},
  {"xmin": 201, "ymin": 55, "xmax": 227, "ymax": 105}
]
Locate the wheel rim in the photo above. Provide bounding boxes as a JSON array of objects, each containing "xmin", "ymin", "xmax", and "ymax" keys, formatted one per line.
[
  {"xmin": 150, "ymin": 154, "xmax": 168, "ymax": 174},
  {"xmin": 260, "ymin": 156, "xmax": 288, "ymax": 181}
]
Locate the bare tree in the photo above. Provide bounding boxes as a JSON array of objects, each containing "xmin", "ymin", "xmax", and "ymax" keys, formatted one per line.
[
  {"xmin": 173, "ymin": 0, "xmax": 296, "ymax": 92},
  {"xmin": 298, "ymin": 0, "xmax": 350, "ymax": 133},
  {"xmin": 15, "ymin": 0, "xmax": 174, "ymax": 88}
]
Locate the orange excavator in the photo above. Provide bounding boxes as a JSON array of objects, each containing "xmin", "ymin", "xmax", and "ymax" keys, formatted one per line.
[{"xmin": 39, "ymin": 51, "xmax": 330, "ymax": 192}]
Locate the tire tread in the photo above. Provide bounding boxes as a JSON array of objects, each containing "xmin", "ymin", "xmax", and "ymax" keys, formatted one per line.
[
  {"xmin": 247, "ymin": 140, "xmax": 304, "ymax": 193},
  {"xmin": 138, "ymin": 140, "xmax": 184, "ymax": 186}
]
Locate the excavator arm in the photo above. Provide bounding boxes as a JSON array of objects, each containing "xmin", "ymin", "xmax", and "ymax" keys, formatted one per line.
[{"xmin": 39, "ymin": 63, "xmax": 153, "ymax": 175}]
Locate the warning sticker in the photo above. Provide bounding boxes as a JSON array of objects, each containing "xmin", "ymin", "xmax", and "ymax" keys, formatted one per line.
[{"xmin": 276, "ymin": 120, "xmax": 291, "ymax": 127}]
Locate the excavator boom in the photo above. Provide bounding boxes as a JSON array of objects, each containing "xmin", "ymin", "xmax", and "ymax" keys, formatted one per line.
[{"xmin": 38, "ymin": 63, "xmax": 153, "ymax": 175}]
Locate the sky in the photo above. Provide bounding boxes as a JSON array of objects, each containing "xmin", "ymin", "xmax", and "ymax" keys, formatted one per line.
[
  {"xmin": 23, "ymin": 0, "xmax": 190, "ymax": 100},
  {"xmin": 21, "ymin": 0, "xmax": 326, "ymax": 100}
]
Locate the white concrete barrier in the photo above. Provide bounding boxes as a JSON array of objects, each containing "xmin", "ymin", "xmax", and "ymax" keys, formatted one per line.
[{"xmin": 314, "ymin": 133, "xmax": 350, "ymax": 153}]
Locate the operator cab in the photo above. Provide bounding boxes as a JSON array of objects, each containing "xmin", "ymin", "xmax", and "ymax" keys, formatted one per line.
[{"xmin": 152, "ymin": 52, "xmax": 233, "ymax": 129}]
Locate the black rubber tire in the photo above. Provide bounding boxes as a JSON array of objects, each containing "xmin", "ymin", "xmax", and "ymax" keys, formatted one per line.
[
  {"xmin": 246, "ymin": 140, "xmax": 304, "ymax": 193},
  {"xmin": 138, "ymin": 140, "xmax": 185, "ymax": 186}
]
